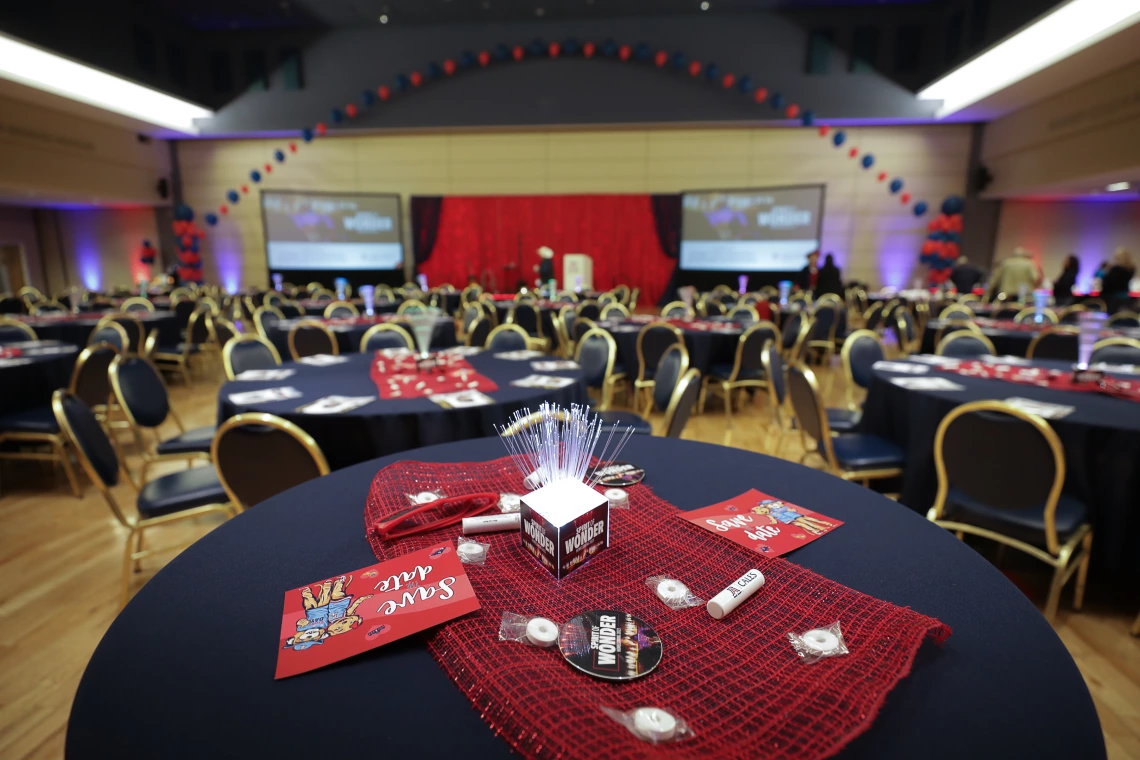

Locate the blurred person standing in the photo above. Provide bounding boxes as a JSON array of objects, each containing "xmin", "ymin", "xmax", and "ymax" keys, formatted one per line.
[
  {"xmin": 949, "ymin": 255, "xmax": 984, "ymax": 294},
  {"xmin": 989, "ymin": 247, "xmax": 1041, "ymax": 300}
]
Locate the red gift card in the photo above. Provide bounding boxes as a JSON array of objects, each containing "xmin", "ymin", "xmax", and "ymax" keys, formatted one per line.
[
  {"xmin": 682, "ymin": 489, "xmax": 842, "ymax": 557},
  {"xmin": 275, "ymin": 541, "xmax": 480, "ymax": 678}
]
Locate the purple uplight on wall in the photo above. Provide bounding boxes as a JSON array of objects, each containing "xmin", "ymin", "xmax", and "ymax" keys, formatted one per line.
[
  {"xmin": 77, "ymin": 244, "xmax": 102, "ymax": 291},
  {"xmin": 213, "ymin": 238, "xmax": 242, "ymax": 294}
]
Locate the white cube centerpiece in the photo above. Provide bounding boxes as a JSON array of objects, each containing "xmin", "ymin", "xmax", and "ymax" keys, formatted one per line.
[{"xmin": 521, "ymin": 478, "xmax": 609, "ymax": 579}]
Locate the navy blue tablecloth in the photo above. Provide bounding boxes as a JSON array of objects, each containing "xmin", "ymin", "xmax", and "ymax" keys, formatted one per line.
[
  {"xmin": 0, "ymin": 342, "xmax": 79, "ymax": 416},
  {"xmin": 920, "ymin": 320, "xmax": 1047, "ymax": 357},
  {"xmin": 267, "ymin": 317, "xmax": 457, "ymax": 358},
  {"xmin": 297, "ymin": 299, "xmax": 401, "ymax": 317},
  {"xmin": 859, "ymin": 358, "xmax": 1140, "ymax": 572},
  {"xmin": 216, "ymin": 352, "xmax": 585, "ymax": 469},
  {"xmin": 18, "ymin": 312, "xmax": 179, "ymax": 348},
  {"xmin": 600, "ymin": 319, "xmax": 741, "ymax": 376},
  {"xmin": 65, "ymin": 436, "xmax": 1104, "ymax": 760}
]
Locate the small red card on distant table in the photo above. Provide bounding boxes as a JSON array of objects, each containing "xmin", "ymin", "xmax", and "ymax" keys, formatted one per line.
[
  {"xmin": 275, "ymin": 541, "xmax": 480, "ymax": 679},
  {"xmin": 682, "ymin": 489, "xmax": 843, "ymax": 557}
]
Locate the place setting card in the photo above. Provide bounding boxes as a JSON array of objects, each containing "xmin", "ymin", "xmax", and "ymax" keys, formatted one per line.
[
  {"xmin": 493, "ymin": 350, "xmax": 545, "ymax": 360},
  {"xmin": 441, "ymin": 346, "xmax": 483, "ymax": 356},
  {"xmin": 20, "ymin": 344, "xmax": 78, "ymax": 356},
  {"xmin": 1089, "ymin": 362, "xmax": 1140, "ymax": 374},
  {"xmin": 0, "ymin": 357, "xmax": 33, "ymax": 367},
  {"xmin": 907, "ymin": 354, "xmax": 960, "ymax": 366},
  {"xmin": 429, "ymin": 390, "xmax": 496, "ymax": 409},
  {"xmin": 296, "ymin": 395, "xmax": 376, "ymax": 415},
  {"xmin": 889, "ymin": 377, "xmax": 966, "ymax": 391},
  {"xmin": 873, "ymin": 360, "xmax": 929, "ymax": 374},
  {"xmin": 981, "ymin": 354, "xmax": 1031, "ymax": 366},
  {"xmin": 228, "ymin": 386, "xmax": 304, "ymax": 405},
  {"xmin": 511, "ymin": 374, "xmax": 577, "ymax": 390},
  {"xmin": 532, "ymin": 360, "xmax": 579, "ymax": 371},
  {"xmin": 235, "ymin": 368, "xmax": 296, "ymax": 381},
  {"xmin": 298, "ymin": 354, "xmax": 350, "ymax": 367},
  {"xmin": 1004, "ymin": 397, "xmax": 1076, "ymax": 420}
]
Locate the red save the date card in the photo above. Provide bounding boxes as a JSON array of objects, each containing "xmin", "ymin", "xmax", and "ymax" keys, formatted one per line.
[
  {"xmin": 682, "ymin": 489, "xmax": 843, "ymax": 557},
  {"xmin": 275, "ymin": 541, "xmax": 480, "ymax": 679}
]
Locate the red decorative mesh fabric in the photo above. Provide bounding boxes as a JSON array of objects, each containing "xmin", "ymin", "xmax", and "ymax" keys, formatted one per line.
[
  {"xmin": 364, "ymin": 457, "xmax": 951, "ymax": 760},
  {"xmin": 939, "ymin": 360, "xmax": 1140, "ymax": 402},
  {"xmin": 369, "ymin": 353, "xmax": 498, "ymax": 399}
]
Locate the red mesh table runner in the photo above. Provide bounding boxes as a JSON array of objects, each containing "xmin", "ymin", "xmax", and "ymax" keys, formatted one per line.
[
  {"xmin": 369, "ymin": 352, "xmax": 499, "ymax": 399},
  {"xmin": 938, "ymin": 360, "xmax": 1140, "ymax": 402},
  {"xmin": 364, "ymin": 457, "xmax": 950, "ymax": 760}
]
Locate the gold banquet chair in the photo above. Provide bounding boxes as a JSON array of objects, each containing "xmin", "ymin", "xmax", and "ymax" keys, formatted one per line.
[
  {"xmin": 574, "ymin": 327, "xmax": 627, "ymax": 411},
  {"xmin": 222, "ymin": 334, "xmax": 282, "ymax": 380},
  {"xmin": 633, "ymin": 321, "xmax": 684, "ymax": 415},
  {"xmin": 288, "ymin": 319, "xmax": 339, "ymax": 360},
  {"xmin": 927, "ymin": 400, "xmax": 1093, "ymax": 622},
  {"xmin": 361, "ymin": 323, "xmax": 415, "ymax": 351},
  {"xmin": 212, "ymin": 413, "xmax": 330, "ymax": 511}
]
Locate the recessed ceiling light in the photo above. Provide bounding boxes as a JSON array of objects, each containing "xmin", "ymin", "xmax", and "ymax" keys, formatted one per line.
[
  {"xmin": 1106, "ymin": 181, "xmax": 1131, "ymax": 192},
  {"xmin": 379, "ymin": 13, "xmax": 388, "ymax": 23},
  {"xmin": 536, "ymin": 7, "xmax": 545, "ymax": 17},
  {"xmin": 701, "ymin": 1, "xmax": 710, "ymax": 9}
]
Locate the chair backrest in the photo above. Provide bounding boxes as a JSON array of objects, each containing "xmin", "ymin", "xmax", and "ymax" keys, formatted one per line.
[
  {"xmin": 1057, "ymin": 304, "xmax": 1087, "ymax": 324},
  {"xmin": 661, "ymin": 368, "xmax": 702, "ymax": 438},
  {"xmin": 288, "ymin": 320, "xmax": 338, "ymax": 360},
  {"xmin": 1013, "ymin": 307, "xmax": 1057, "ymax": 325},
  {"xmin": 700, "ymin": 298, "xmax": 726, "ymax": 317},
  {"xmin": 726, "ymin": 305, "xmax": 759, "ymax": 324},
  {"xmin": 107, "ymin": 315, "xmax": 144, "ymax": 353},
  {"xmin": 809, "ymin": 304, "xmax": 837, "ymax": 340},
  {"xmin": 1083, "ymin": 298, "xmax": 1107, "ymax": 312},
  {"xmin": 487, "ymin": 324, "xmax": 530, "ymax": 353},
  {"xmin": 572, "ymin": 317, "xmax": 597, "ymax": 345},
  {"xmin": 931, "ymin": 401, "xmax": 1066, "ymax": 555},
  {"xmin": 577, "ymin": 301, "xmax": 601, "ymax": 320},
  {"xmin": 310, "ymin": 288, "xmax": 335, "ymax": 302},
  {"xmin": 660, "ymin": 301, "xmax": 692, "ymax": 319},
  {"xmin": 597, "ymin": 292, "xmax": 616, "ymax": 306},
  {"xmin": 324, "ymin": 300, "xmax": 359, "ymax": 318},
  {"xmin": 841, "ymin": 329, "xmax": 885, "ymax": 391},
  {"xmin": 1107, "ymin": 311, "xmax": 1140, "ymax": 328},
  {"xmin": 786, "ymin": 362, "xmax": 832, "ymax": 457},
  {"xmin": 69, "ymin": 343, "xmax": 119, "ymax": 410},
  {"xmin": 88, "ymin": 321, "xmax": 129, "ymax": 352},
  {"xmin": 174, "ymin": 298, "xmax": 197, "ymax": 328},
  {"xmin": 1089, "ymin": 338, "xmax": 1140, "ymax": 365},
  {"xmin": 510, "ymin": 303, "xmax": 541, "ymax": 336},
  {"xmin": 734, "ymin": 321, "xmax": 779, "ymax": 378},
  {"xmin": 760, "ymin": 340, "xmax": 786, "ymax": 405},
  {"xmin": 652, "ymin": 343, "xmax": 690, "ymax": 412},
  {"xmin": 466, "ymin": 317, "xmax": 492, "ymax": 347},
  {"xmin": 187, "ymin": 309, "xmax": 211, "ymax": 346},
  {"xmin": 462, "ymin": 305, "xmax": 482, "ymax": 335},
  {"xmin": 362, "ymin": 323, "xmax": 414, "ymax": 351},
  {"xmin": 575, "ymin": 328, "xmax": 617, "ymax": 389},
  {"xmin": 993, "ymin": 306, "xmax": 1022, "ymax": 320},
  {"xmin": 264, "ymin": 292, "xmax": 286, "ymax": 308},
  {"xmin": 555, "ymin": 291, "xmax": 578, "ymax": 303},
  {"xmin": 34, "ymin": 300, "xmax": 68, "ymax": 314},
  {"xmin": 515, "ymin": 291, "xmax": 538, "ymax": 304},
  {"xmin": 636, "ymin": 322, "xmax": 684, "ymax": 382},
  {"xmin": 0, "ymin": 316, "xmax": 37, "ymax": 342},
  {"xmin": 109, "ymin": 355, "xmax": 171, "ymax": 429},
  {"xmin": 212, "ymin": 413, "xmax": 330, "ymax": 511},
  {"xmin": 1026, "ymin": 326, "xmax": 1078, "ymax": 360},
  {"xmin": 253, "ymin": 305, "xmax": 284, "ymax": 340},
  {"xmin": 863, "ymin": 302, "xmax": 884, "ymax": 329},
  {"xmin": 781, "ymin": 311, "xmax": 803, "ymax": 349},
  {"xmin": 600, "ymin": 302, "xmax": 630, "ymax": 320},
  {"xmin": 209, "ymin": 316, "xmax": 238, "ymax": 348},
  {"xmin": 52, "ymin": 392, "xmax": 126, "ymax": 520},
  {"xmin": 223, "ymin": 335, "xmax": 282, "ymax": 379},
  {"xmin": 397, "ymin": 300, "xmax": 427, "ymax": 315},
  {"xmin": 936, "ymin": 331, "xmax": 996, "ymax": 357},
  {"xmin": 120, "ymin": 297, "xmax": 154, "ymax": 313}
]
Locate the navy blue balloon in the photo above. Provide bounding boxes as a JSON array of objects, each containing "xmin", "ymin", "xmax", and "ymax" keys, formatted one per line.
[
  {"xmin": 396, "ymin": 74, "xmax": 410, "ymax": 92},
  {"xmin": 427, "ymin": 62, "xmax": 443, "ymax": 79},
  {"xmin": 945, "ymin": 232, "xmax": 961, "ymax": 243},
  {"xmin": 913, "ymin": 201, "xmax": 929, "ymax": 217},
  {"xmin": 941, "ymin": 195, "xmax": 965, "ymax": 215},
  {"xmin": 769, "ymin": 92, "xmax": 784, "ymax": 109},
  {"xmin": 601, "ymin": 39, "xmax": 618, "ymax": 58},
  {"xmin": 737, "ymin": 75, "xmax": 753, "ymax": 93},
  {"xmin": 832, "ymin": 130, "xmax": 846, "ymax": 147},
  {"xmin": 563, "ymin": 38, "xmax": 581, "ymax": 55},
  {"xmin": 274, "ymin": 150, "xmax": 285, "ymax": 163},
  {"xmin": 704, "ymin": 63, "xmax": 719, "ymax": 81},
  {"xmin": 671, "ymin": 51, "xmax": 687, "ymax": 70},
  {"xmin": 361, "ymin": 89, "xmax": 375, "ymax": 106},
  {"xmin": 889, "ymin": 178, "xmax": 903, "ymax": 194},
  {"xmin": 190, "ymin": 239, "xmax": 199, "ymax": 253},
  {"xmin": 175, "ymin": 204, "xmax": 193, "ymax": 221},
  {"xmin": 250, "ymin": 170, "xmax": 261, "ymax": 183},
  {"xmin": 528, "ymin": 39, "xmax": 545, "ymax": 57},
  {"xmin": 861, "ymin": 154, "xmax": 874, "ymax": 169},
  {"xmin": 800, "ymin": 110, "xmax": 815, "ymax": 126},
  {"xmin": 226, "ymin": 190, "xmax": 239, "ymax": 203},
  {"xmin": 330, "ymin": 108, "xmax": 343, "ymax": 124},
  {"xmin": 493, "ymin": 43, "xmax": 511, "ymax": 61},
  {"xmin": 460, "ymin": 50, "xmax": 477, "ymax": 68},
  {"xmin": 302, "ymin": 128, "xmax": 314, "ymax": 142},
  {"xmin": 205, "ymin": 213, "xmax": 218, "ymax": 226},
  {"xmin": 142, "ymin": 239, "xmax": 152, "ymax": 247},
  {"xmin": 634, "ymin": 42, "xmax": 652, "ymax": 61}
]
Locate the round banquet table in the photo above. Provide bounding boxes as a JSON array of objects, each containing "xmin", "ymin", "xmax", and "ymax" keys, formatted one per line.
[
  {"xmin": 16, "ymin": 311, "xmax": 180, "ymax": 348},
  {"xmin": 266, "ymin": 316, "xmax": 457, "ymax": 358},
  {"xmin": 216, "ymin": 352, "xmax": 586, "ymax": 469},
  {"xmin": 65, "ymin": 436, "xmax": 1104, "ymax": 760},
  {"xmin": 859, "ymin": 357, "xmax": 1140, "ymax": 573},
  {"xmin": 0, "ymin": 341, "xmax": 78, "ymax": 416},
  {"xmin": 296, "ymin": 299, "xmax": 401, "ymax": 317},
  {"xmin": 599, "ymin": 317, "xmax": 742, "ymax": 376},
  {"xmin": 918, "ymin": 319, "xmax": 1140, "ymax": 357}
]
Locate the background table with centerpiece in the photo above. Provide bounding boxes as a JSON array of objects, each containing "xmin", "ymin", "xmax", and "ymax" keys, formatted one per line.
[
  {"xmin": 65, "ymin": 436, "xmax": 1104, "ymax": 760},
  {"xmin": 0, "ymin": 341, "xmax": 80, "ymax": 416},
  {"xmin": 266, "ymin": 315, "xmax": 457, "ymax": 358},
  {"xmin": 598, "ymin": 315, "xmax": 744, "ymax": 376},
  {"xmin": 15, "ymin": 311, "xmax": 180, "ymax": 348},
  {"xmin": 919, "ymin": 318, "xmax": 1140, "ymax": 357}
]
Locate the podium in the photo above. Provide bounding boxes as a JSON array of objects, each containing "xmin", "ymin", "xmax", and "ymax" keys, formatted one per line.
[{"xmin": 562, "ymin": 254, "xmax": 593, "ymax": 291}]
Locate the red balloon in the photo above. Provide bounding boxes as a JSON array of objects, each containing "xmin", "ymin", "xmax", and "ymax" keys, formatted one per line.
[
  {"xmin": 753, "ymin": 87, "xmax": 768, "ymax": 103},
  {"xmin": 288, "ymin": 142, "xmax": 297, "ymax": 153},
  {"xmin": 409, "ymin": 71, "xmax": 422, "ymax": 87},
  {"xmin": 786, "ymin": 104, "xmax": 800, "ymax": 119},
  {"xmin": 548, "ymin": 42, "xmax": 560, "ymax": 58},
  {"xmin": 316, "ymin": 122, "xmax": 327, "ymax": 136},
  {"xmin": 818, "ymin": 125, "xmax": 830, "ymax": 137},
  {"xmin": 241, "ymin": 185, "xmax": 249, "ymax": 194},
  {"xmin": 848, "ymin": 147, "xmax": 858, "ymax": 158},
  {"xmin": 378, "ymin": 85, "xmax": 391, "ymax": 100},
  {"xmin": 688, "ymin": 61, "xmax": 702, "ymax": 77},
  {"xmin": 618, "ymin": 44, "xmax": 631, "ymax": 61},
  {"xmin": 180, "ymin": 235, "xmax": 193, "ymax": 247},
  {"xmin": 900, "ymin": 192, "xmax": 911, "ymax": 204},
  {"xmin": 877, "ymin": 171, "xmax": 887, "ymax": 182},
  {"xmin": 345, "ymin": 103, "xmax": 357, "ymax": 118},
  {"xmin": 219, "ymin": 205, "xmax": 228, "ymax": 215},
  {"xmin": 927, "ymin": 219, "xmax": 939, "ymax": 233},
  {"xmin": 264, "ymin": 163, "xmax": 272, "ymax": 173},
  {"xmin": 477, "ymin": 51, "xmax": 490, "ymax": 66},
  {"xmin": 948, "ymin": 215, "xmax": 963, "ymax": 232},
  {"xmin": 942, "ymin": 242, "xmax": 960, "ymax": 259},
  {"xmin": 512, "ymin": 45, "xmax": 524, "ymax": 61},
  {"xmin": 655, "ymin": 50, "xmax": 667, "ymax": 67},
  {"xmin": 722, "ymin": 73, "xmax": 736, "ymax": 89},
  {"xmin": 443, "ymin": 59, "xmax": 456, "ymax": 75},
  {"xmin": 583, "ymin": 41, "xmax": 595, "ymax": 58},
  {"xmin": 922, "ymin": 240, "xmax": 936, "ymax": 254}
]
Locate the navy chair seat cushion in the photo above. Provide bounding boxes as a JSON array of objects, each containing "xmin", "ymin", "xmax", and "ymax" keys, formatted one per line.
[
  {"xmin": 826, "ymin": 408, "xmax": 861, "ymax": 433},
  {"xmin": 831, "ymin": 434, "xmax": 905, "ymax": 470},
  {"xmin": 596, "ymin": 410, "xmax": 653, "ymax": 435},
  {"xmin": 156, "ymin": 425, "xmax": 216, "ymax": 456},
  {"xmin": 0, "ymin": 406, "xmax": 59, "ymax": 434},
  {"xmin": 156, "ymin": 343, "xmax": 201, "ymax": 356},
  {"xmin": 709, "ymin": 363, "xmax": 765, "ymax": 381},
  {"xmin": 136, "ymin": 465, "xmax": 229, "ymax": 519},
  {"xmin": 944, "ymin": 487, "xmax": 1088, "ymax": 547}
]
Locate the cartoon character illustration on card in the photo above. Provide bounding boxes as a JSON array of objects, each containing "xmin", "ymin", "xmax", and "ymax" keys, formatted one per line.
[
  {"xmin": 751, "ymin": 499, "xmax": 836, "ymax": 536},
  {"xmin": 283, "ymin": 575, "xmax": 374, "ymax": 651}
]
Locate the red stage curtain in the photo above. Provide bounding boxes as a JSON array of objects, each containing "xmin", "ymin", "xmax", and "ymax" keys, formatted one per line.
[{"xmin": 419, "ymin": 194, "xmax": 672, "ymax": 305}]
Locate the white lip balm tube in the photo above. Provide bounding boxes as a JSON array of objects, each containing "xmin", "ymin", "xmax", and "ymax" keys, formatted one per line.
[
  {"xmin": 462, "ymin": 513, "xmax": 521, "ymax": 535},
  {"xmin": 706, "ymin": 569, "xmax": 765, "ymax": 620}
]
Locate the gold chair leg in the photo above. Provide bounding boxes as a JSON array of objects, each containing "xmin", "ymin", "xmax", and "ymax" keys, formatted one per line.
[
  {"xmin": 55, "ymin": 438, "xmax": 82, "ymax": 498},
  {"xmin": 1073, "ymin": 533, "xmax": 1092, "ymax": 610},
  {"xmin": 133, "ymin": 529, "xmax": 146, "ymax": 572},
  {"xmin": 1043, "ymin": 562, "xmax": 1068, "ymax": 623},
  {"xmin": 723, "ymin": 382, "xmax": 733, "ymax": 433},
  {"xmin": 697, "ymin": 378, "xmax": 708, "ymax": 414},
  {"xmin": 121, "ymin": 528, "xmax": 137, "ymax": 608}
]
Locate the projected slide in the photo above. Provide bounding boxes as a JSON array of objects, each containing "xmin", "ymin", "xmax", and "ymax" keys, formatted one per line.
[
  {"xmin": 679, "ymin": 186, "xmax": 824, "ymax": 271},
  {"xmin": 262, "ymin": 191, "xmax": 403, "ymax": 271}
]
